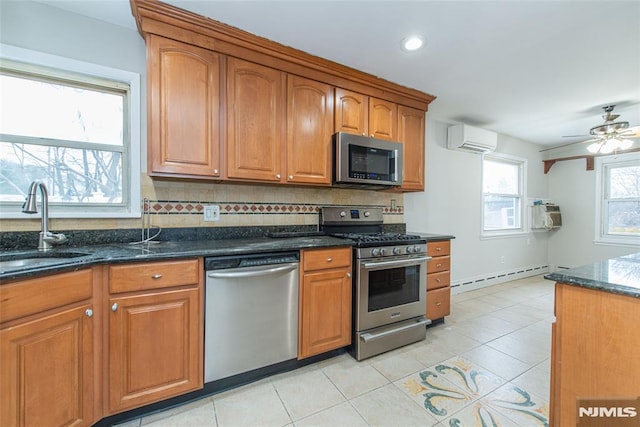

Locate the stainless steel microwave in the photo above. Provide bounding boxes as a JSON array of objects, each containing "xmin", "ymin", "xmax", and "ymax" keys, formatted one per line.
[{"xmin": 333, "ymin": 132, "xmax": 403, "ymax": 188}]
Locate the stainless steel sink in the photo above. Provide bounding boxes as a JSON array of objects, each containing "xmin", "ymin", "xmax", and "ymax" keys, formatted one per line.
[{"xmin": 0, "ymin": 252, "xmax": 90, "ymax": 271}]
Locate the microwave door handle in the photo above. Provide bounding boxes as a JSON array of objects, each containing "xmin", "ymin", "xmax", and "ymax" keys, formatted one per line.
[{"xmin": 362, "ymin": 256, "xmax": 430, "ymax": 270}]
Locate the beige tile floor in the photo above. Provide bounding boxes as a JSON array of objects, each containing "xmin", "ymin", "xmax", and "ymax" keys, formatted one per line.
[{"xmin": 117, "ymin": 274, "xmax": 554, "ymax": 427}]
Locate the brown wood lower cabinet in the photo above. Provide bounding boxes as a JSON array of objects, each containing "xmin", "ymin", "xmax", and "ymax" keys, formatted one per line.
[
  {"xmin": 0, "ymin": 269, "xmax": 98, "ymax": 427},
  {"xmin": 426, "ymin": 240, "xmax": 452, "ymax": 321},
  {"xmin": 106, "ymin": 259, "xmax": 203, "ymax": 415},
  {"xmin": 298, "ymin": 247, "xmax": 352, "ymax": 359},
  {"xmin": 550, "ymin": 283, "xmax": 640, "ymax": 426}
]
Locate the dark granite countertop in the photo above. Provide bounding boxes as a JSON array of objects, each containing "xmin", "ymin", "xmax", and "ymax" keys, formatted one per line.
[
  {"xmin": 407, "ymin": 232, "xmax": 456, "ymax": 241},
  {"xmin": 544, "ymin": 252, "xmax": 640, "ymax": 298},
  {"xmin": 0, "ymin": 236, "xmax": 353, "ymax": 282}
]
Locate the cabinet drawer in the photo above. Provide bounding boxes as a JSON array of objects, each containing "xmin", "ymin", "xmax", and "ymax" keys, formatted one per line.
[
  {"xmin": 427, "ymin": 256, "xmax": 450, "ymax": 274},
  {"xmin": 1, "ymin": 269, "xmax": 93, "ymax": 324},
  {"xmin": 427, "ymin": 270, "xmax": 450, "ymax": 290},
  {"xmin": 302, "ymin": 247, "xmax": 351, "ymax": 272},
  {"xmin": 427, "ymin": 240, "xmax": 450, "ymax": 257},
  {"xmin": 109, "ymin": 259, "xmax": 199, "ymax": 293},
  {"xmin": 427, "ymin": 287, "xmax": 451, "ymax": 320}
]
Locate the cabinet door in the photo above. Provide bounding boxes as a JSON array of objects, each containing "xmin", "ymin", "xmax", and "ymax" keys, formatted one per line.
[
  {"xmin": 369, "ymin": 97, "xmax": 397, "ymax": 140},
  {"xmin": 226, "ymin": 57, "xmax": 285, "ymax": 182},
  {"xmin": 286, "ymin": 75, "xmax": 333, "ymax": 185},
  {"xmin": 1, "ymin": 305, "xmax": 94, "ymax": 427},
  {"xmin": 335, "ymin": 88, "xmax": 368, "ymax": 136},
  {"xmin": 148, "ymin": 35, "xmax": 221, "ymax": 177},
  {"xmin": 108, "ymin": 288, "xmax": 202, "ymax": 414},
  {"xmin": 397, "ymin": 105, "xmax": 425, "ymax": 191},
  {"xmin": 299, "ymin": 269, "xmax": 352, "ymax": 359}
]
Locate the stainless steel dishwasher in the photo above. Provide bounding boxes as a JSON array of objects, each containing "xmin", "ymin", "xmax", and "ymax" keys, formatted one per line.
[{"xmin": 204, "ymin": 252, "xmax": 299, "ymax": 383}]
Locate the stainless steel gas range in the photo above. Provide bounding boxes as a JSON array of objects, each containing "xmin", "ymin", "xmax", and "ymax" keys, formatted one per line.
[{"xmin": 320, "ymin": 206, "xmax": 431, "ymax": 360}]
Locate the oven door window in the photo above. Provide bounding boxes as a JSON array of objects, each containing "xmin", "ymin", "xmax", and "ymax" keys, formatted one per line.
[{"xmin": 367, "ymin": 264, "xmax": 421, "ymax": 311}]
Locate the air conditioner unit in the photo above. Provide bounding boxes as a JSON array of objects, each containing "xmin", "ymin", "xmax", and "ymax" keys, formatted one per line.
[{"xmin": 447, "ymin": 124, "xmax": 497, "ymax": 153}]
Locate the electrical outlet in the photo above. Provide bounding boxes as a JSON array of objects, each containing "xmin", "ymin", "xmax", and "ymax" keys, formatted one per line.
[
  {"xmin": 500, "ymin": 255, "xmax": 505, "ymax": 264},
  {"xmin": 203, "ymin": 205, "xmax": 220, "ymax": 222}
]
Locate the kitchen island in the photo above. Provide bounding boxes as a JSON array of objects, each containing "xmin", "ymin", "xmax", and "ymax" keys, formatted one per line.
[{"xmin": 544, "ymin": 253, "xmax": 640, "ymax": 426}]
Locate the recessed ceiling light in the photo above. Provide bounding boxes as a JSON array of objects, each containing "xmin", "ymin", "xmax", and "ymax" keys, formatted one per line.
[{"xmin": 402, "ymin": 36, "xmax": 425, "ymax": 52}]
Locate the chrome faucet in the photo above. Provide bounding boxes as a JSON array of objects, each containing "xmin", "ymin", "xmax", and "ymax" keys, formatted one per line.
[{"xmin": 22, "ymin": 181, "xmax": 67, "ymax": 250}]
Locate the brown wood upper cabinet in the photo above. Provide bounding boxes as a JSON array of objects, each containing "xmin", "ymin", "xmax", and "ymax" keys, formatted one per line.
[
  {"xmin": 286, "ymin": 75, "xmax": 334, "ymax": 185},
  {"xmin": 226, "ymin": 57, "xmax": 333, "ymax": 185},
  {"xmin": 226, "ymin": 57, "xmax": 285, "ymax": 182},
  {"xmin": 397, "ymin": 105, "xmax": 426, "ymax": 191},
  {"xmin": 335, "ymin": 88, "xmax": 397, "ymax": 141},
  {"xmin": 147, "ymin": 35, "xmax": 221, "ymax": 178}
]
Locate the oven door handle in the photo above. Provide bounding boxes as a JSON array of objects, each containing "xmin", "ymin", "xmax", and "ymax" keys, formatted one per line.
[
  {"xmin": 361, "ymin": 256, "xmax": 430, "ymax": 270},
  {"xmin": 360, "ymin": 318, "xmax": 432, "ymax": 343}
]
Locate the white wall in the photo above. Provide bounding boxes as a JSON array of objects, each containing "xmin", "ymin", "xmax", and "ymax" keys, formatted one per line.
[
  {"xmin": 547, "ymin": 158, "xmax": 636, "ymax": 268},
  {"xmin": 405, "ymin": 117, "xmax": 550, "ymax": 288}
]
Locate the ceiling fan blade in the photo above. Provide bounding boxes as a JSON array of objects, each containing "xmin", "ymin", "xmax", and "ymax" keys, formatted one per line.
[
  {"xmin": 562, "ymin": 134, "xmax": 589, "ymax": 138},
  {"xmin": 539, "ymin": 139, "xmax": 597, "ymax": 152},
  {"xmin": 619, "ymin": 125, "xmax": 640, "ymax": 138}
]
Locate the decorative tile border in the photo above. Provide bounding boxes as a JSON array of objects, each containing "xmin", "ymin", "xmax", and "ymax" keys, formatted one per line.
[{"xmin": 143, "ymin": 200, "xmax": 404, "ymax": 216}]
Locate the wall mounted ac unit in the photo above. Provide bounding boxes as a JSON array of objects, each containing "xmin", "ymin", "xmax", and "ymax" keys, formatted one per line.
[{"xmin": 447, "ymin": 124, "xmax": 497, "ymax": 153}]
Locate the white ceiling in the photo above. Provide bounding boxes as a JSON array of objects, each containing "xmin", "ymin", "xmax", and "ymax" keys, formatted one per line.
[{"xmin": 35, "ymin": 0, "xmax": 640, "ymax": 148}]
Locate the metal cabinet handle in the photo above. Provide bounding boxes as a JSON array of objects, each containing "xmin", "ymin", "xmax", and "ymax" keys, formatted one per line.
[
  {"xmin": 327, "ymin": 257, "xmax": 333, "ymax": 262},
  {"xmin": 347, "ymin": 272, "xmax": 351, "ymax": 278},
  {"xmin": 436, "ymin": 278, "xmax": 442, "ymax": 283},
  {"xmin": 288, "ymin": 175, "xmax": 293, "ymax": 180},
  {"xmin": 213, "ymin": 169, "xmax": 219, "ymax": 174},
  {"xmin": 152, "ymin": 274, "xmax": 163, "ymax": 279},
  {"xmin": 436, "ymin": 301, "xmax": 442, "ymax": 306},
  {"xmin": 436, "ymin": 247, "xmax": 442, "ymax": 251},
  {"xmin": 276, "ymin": 174, "xmax": 281, "ymax": 179},
  {"xmin": 436, "ymin": 263, "xmax": 442, "ymax": 268},
  {"xmin": 361, "ymin": 132, "xmax": 366, "ymax": 136},
  {"xmin": 111, "ymin": 303, "xmax": 118, "ymax": 312},
  {"xmin": 85, "ymin": 309, "xmax": 93, "ymax": 318}
]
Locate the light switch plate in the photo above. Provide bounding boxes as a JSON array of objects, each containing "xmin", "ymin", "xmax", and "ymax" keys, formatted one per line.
[{"xmin": 203, "ymin": 205, "xmax": 220, "ymax": 222}]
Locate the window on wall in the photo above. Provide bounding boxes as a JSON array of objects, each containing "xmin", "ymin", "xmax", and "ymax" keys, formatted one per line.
[
  {"xmin": 595, "ymin": 152, "xmax": 640, "ymax": 245},
  {"xmin": 0, "ymin": 45, "xmax": 140, "ymax": 218},
  {"xmin": 482, "ymin": 154, "xmax": 526, "ymax": 235}
]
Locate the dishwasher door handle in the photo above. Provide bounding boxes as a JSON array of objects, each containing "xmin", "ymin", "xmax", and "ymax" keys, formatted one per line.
[{"xmin": 207, "ymin": 263, "xmax": 298, "ymax": 279}]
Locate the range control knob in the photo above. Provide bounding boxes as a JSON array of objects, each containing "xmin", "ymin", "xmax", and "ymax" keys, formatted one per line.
[
  {"xmin": 371, "ymin": 248, "xmax": 380, "ymax": 256},
  {"xmin": 406, "ymin": 246, "xmax": 414, "ymax": 253},
  {"xmin": 339, "ymin": 210, "xmax": 346, "ymax": 218},
  {"xmin": 414, "ymin": 246, "xmax": 423, "ymax": 253},
  {"xmin": 364, "ymin": 211, "xmax": 370, "ymax": 217},
  {"xmin": 393, "ymin": 247, "xmax": 401, "ymax": 255},
  {"xmin": 379, "ymin": 248, "xmax": 387, "ymax": 256}
]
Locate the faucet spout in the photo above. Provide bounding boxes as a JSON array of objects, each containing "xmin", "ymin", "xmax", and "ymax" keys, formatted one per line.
[{"xmin": 22, "ymin": 181, "xmax": 67, "ymax": 250}]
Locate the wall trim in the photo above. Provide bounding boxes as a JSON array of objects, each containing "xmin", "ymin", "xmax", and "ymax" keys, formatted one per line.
[{"xmin": 450, "ymin": 264, "xmax": 550, "ymax": 294}]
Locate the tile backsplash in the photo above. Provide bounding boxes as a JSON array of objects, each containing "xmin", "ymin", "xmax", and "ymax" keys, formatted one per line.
[{"xmin": 2, "ymin": 175, "xmax": 405, "ymax": 232}]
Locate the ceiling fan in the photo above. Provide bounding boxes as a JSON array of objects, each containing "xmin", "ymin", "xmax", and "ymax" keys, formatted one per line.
[{"xmin": 541, "ymin": 105, "xmax": 640, "ymax": 153}]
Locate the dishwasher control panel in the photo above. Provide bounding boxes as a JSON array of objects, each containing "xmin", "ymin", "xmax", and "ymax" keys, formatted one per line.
[{"xmin": 205, "ymin": 251, "xmax": 299, "ymax": 270}]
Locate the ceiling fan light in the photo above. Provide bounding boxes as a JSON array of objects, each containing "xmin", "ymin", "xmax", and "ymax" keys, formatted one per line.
[
  {"xmin": 600, "ymin": 140, "xmax": 617, "ymax": 154},
  {"xmin": 587, "ymin": 142, "xmax": 602, "ymax": 153},
  {"xmin": 619, "ymin": 138, "xmax": 634, "ymax": 150}
]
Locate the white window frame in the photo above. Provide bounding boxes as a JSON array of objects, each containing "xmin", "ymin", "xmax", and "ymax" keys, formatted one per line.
[
  {"xmin": 594, "ymin": 152, "xmax": 640, "ymax": 246},
  {"xmin": 0, "ymin": 44, "xmax": 141, "ymax": 219},
  {"xmin": 481, "ymin": 153, "xmax": 527, "ymax": 238}
]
